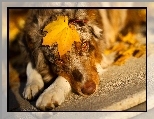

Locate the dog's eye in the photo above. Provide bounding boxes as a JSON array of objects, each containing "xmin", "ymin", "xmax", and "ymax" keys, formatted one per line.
[{"xmin": 81, "ymin": 41, "xmax": 89, "ymax": 52}]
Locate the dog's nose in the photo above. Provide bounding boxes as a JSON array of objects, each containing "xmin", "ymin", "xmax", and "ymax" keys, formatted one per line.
[{"xmin": 81, "ymin": 80, "xmax": 96, "ymax": 95}]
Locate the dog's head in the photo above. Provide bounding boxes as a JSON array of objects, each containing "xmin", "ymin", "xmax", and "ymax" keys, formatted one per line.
[
  {"xmin": 25, "ymin": 9, "xmax": 104, "ymax": 96},
  {"xmin": 43, "ymin": 9, "xmax": 105, "ymax": 96}
]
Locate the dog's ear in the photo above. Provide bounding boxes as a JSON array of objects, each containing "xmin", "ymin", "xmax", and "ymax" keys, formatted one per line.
[{"xmin": 87, "ymin": 9, "xmax": 103, "ymax": 24}]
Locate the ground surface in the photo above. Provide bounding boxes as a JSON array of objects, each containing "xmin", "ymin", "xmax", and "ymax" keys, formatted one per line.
[{"xmin": 8, "ymin": 54, "xmax": 146, "ymax": 111}]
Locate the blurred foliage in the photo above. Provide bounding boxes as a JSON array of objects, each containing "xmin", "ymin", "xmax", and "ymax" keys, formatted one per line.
[{"xmin": 104, "ymin": 9, "xmax": 146, "ymax": 65}]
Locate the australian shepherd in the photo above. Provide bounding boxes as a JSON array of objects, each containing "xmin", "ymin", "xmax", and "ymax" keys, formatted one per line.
[{"xmin": 9, "ymin": 8, "xmax": 146, "ymax": 111}]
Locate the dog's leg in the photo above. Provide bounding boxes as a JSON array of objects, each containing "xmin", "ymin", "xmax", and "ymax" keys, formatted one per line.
[
  {"xmin": 23, "ymin": 62, "xmax": 44, "ymax": 100},
  {"xmin": 36, "ymin": 76, "xmax": 71, "ymax": 111},
  {"xmin": 96, "ymin": 54, "xmax": 114, "ymax": 77},
  {"xmin": 96, "ymin": 63, "xmax": 105, "ymax": 77}
]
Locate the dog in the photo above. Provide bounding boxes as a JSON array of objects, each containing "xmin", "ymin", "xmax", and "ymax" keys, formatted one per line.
[
  {"xmin": 9, "ymin": 9, "xmax": 146, "ymax": 111},
  {"xmin": 21, "ymin": 9, "xmax": 109, "ymax": 111}
]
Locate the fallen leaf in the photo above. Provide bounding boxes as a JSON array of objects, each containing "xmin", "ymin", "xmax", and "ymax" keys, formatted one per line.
[{"xmin": 42, "ymin": 16, "xmax": 81, "ymax": 56}]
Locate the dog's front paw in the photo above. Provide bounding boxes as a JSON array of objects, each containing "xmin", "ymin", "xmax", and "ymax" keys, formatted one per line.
[
  {"xmin": 23, "ymin": 62, "xmax": 44, "ymax": 100},
  {"xmin": 23, "ymin": 82, "xmax": 44, "ymax": 100},
  {"xmin": 36, "ymin": 76, "xmax": 71, "ymax": 111},
  {"xmin": 36, "ymin": 88, "xmax": 65, "ymax": 110}
]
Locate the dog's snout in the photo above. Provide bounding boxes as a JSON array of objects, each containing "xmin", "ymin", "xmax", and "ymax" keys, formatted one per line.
[{"xmin": 81, "ymin": 80, "xmax": 96, "ymax": 95}]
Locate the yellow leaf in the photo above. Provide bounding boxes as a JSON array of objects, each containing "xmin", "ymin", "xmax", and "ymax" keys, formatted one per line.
[{"xmin": 42, "ymin": 16, "xmax": 81, "ymax": 56}]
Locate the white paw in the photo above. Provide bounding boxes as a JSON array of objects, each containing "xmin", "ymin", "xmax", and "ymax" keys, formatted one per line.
[
  {"xmin": 36, "ymin": 76, "xmax": 71, "ymax": 111},
  {"xmin": 23, "ymin": 62, "xmax": 44, "ymax": 100},
  {"xmin": 23, "ymin": 82, "xmax": 44, "ymax": 100},
  {"xmin": 36, "ymin": 87, "xmax": 65, "ymax": 110}
]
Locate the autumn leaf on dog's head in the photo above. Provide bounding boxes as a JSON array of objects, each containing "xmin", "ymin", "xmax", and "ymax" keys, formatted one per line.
[{"xmin": 42, "ymin": 16, "xmax": 81, "ymax": 56}]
